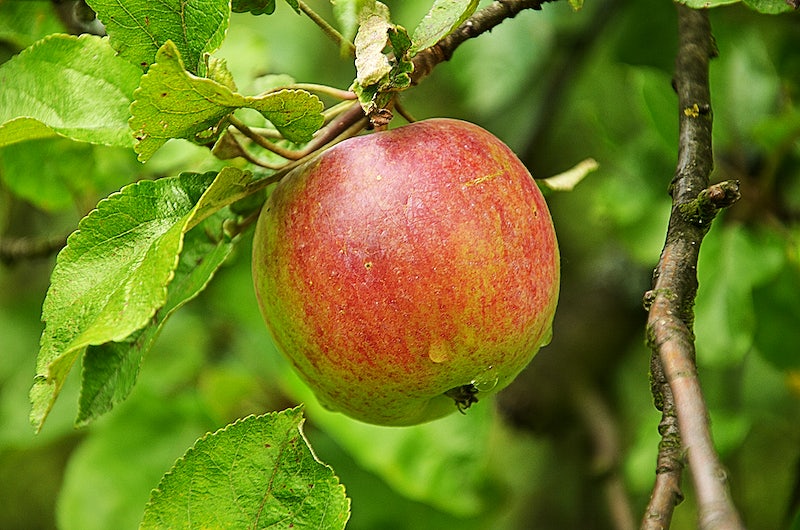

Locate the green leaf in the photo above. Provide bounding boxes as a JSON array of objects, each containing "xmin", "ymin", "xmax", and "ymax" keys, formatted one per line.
[
  {"xmin": 742, "ymin": 0, "xmax": 797, "ymax": 13},
  {"xmin": 129, "ymin": 41, "xmax": 247, "ymax": 162},
  {"xmin": 232, "ymin": 0, "xmax": 276, "ymax": 15},
  {"xmin": 0, "ymin": 34, "xmax": 142, "ymax": 148},
  {"xmin": 410, "ymin": 0, "xmax": 478, "ymax": 55},
  {"xmin": 248, "ymin": 89, "xmax": 326, "ymax": 144},
  {"xmin": 30, "ymin": 167, "xmax": 250, "ymax": 431},
  {"xmin": 76, "ymin": 213, "xmax": 236, "ymax": 426},
  {"xmin": 130, "ymin": 41, "xmax": 323, "ymax": 162},
  {"xmin": 85, "ymin": 0, "xmax": 230, "ymax": 74},
  {"xmin": 140, "ymin": 408, "xmax": 350, "ymax": 530}
]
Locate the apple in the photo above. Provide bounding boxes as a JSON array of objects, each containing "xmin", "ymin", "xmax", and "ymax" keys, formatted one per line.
[{"xmin": 252, "ymin": 118, "xmax": 559, "ymax": 426}]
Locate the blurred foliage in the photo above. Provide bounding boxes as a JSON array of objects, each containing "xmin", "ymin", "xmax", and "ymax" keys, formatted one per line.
[{"xmin": 1, "ymin": 0, "xmax": 799, "ymax": 529}]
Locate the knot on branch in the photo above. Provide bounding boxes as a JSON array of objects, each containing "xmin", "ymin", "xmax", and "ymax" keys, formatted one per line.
[{"xmin": 677, "ymin": 179, "xmax": 740, "ymax": 228}]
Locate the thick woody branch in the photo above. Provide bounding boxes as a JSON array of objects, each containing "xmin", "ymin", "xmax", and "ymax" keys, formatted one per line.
[{"xmin": 643, "ymin": 6, "xmax": 743, "ymax": 530}]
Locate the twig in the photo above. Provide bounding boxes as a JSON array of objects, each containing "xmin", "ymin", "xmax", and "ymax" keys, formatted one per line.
[
  {"xmin": 229, "ymin": 100, "xmax": 367, "ymax": 162},
  {"xmin": 410, "ymin": 0, "xmax": 556, "ymax": 85},
  {"xmin": 0, "ymin": 235, "xmax": 66, "ymax": 265},
  {"xmin": 573, "ymin": 380, "xmax": 636, "ymax": 530},
  {"xmin": 643, "ymin": 6, "xmax": 744, "ymax": 530}
]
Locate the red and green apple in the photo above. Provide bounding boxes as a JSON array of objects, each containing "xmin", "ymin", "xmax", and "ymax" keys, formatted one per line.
[{"xmin": 252, "ymin": 118, "xmax": 559, "ymax": 426}]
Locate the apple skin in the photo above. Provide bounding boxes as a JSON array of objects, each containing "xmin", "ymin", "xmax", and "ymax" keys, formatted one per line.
[{"xmin": 252, "ymin": 118, "xmax": 559, "ymax": 426}]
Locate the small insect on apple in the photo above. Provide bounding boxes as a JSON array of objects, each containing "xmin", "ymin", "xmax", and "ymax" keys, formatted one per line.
[{"xmin": 252, "ymin": 118, "xmax": 560, "ymax": 426}]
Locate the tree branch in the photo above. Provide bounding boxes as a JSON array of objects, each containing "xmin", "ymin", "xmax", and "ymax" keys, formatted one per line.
[
  {"xmin": 643, "ymin": 6, "xmax": 743, "ymax": 530},
  {"xmin": 641, "ymin": 350, "xmax": 684, "ymax": 530},
  {"xmin": 0, "ymin": 235, "xmax": 66, "ymax": 265}
]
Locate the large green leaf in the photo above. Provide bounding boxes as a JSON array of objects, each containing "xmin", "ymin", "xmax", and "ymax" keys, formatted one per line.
[
  {"xmin": 29, "ymin": 167, "xmax": 250, "ymax": 431},
  {"xmin": 130, "ymin": 40, "xmax": 324, "ymax": 162},
  {"xmin": 85, "ymin": 0, "xmax": 230, "ymax": 74},
  {"xmin": 410, "ymin": 0, "xmax": 478, "ymax": 55},
  {"xmin": 0, "ymin": 34, "xmax": 142, "ymax": 148},
  {"xmin": 77, "ymin": 212, "xmax": 236, "ymax": 426},
  {"xmin": 140, "ymin": 408, "xmax": 350, "ymax": 529}
]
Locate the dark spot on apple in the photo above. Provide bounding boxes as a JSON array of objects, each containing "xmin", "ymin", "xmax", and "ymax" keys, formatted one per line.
[
  {"xmin": 445, "ymin": 384, "xmax": 479, "ymax": 414},
  {"xmin": 364, "ymin": 261, "xmax": 373, "ymax": 270}
]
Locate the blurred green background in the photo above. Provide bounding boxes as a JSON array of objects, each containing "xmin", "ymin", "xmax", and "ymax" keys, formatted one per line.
[{"xmin": 1, "ymin": 1, "xmax": 799, "ymax": 528}]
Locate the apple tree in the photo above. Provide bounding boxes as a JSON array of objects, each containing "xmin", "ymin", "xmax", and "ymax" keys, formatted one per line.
[{"xmin": 0, "ymin": 0, "xmax": 799, "ymax": 529}]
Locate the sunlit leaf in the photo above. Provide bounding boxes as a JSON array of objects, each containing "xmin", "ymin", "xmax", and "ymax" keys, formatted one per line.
[
  {"xmin": 248, "ymin": 89, "xmax": 325, "ymax": 143},
  {"xmin": 76, "ymin": 213, "xmax": 236, "ymax": 426},
  {"xmin": 129, "ymin": 41, "xmax": 246, "ymax": 162},
  {"xmin": 86, "ymin": 0, "xmax": 230, "ymax": 74},
  {"xmin": 0, "ymin": 34, "xmax": 141, "ymax": 148},
  {"xmin": 354, "ymin": 14, "xmax": 394, "ymax": 86},
  {"xmin": 130, "ymin": 41, "xmax": 323, "ymax": 162},
  {"xmin": 410, "ymin": 0, "xmax": 478, "ymax": 54},
  {"xmin": 140, "ymin": 408, "xmax": 350, "ymax": 529},
  {"xmin": 30, "ymin": 167, "xmax": 250, "ymax": 431}
]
